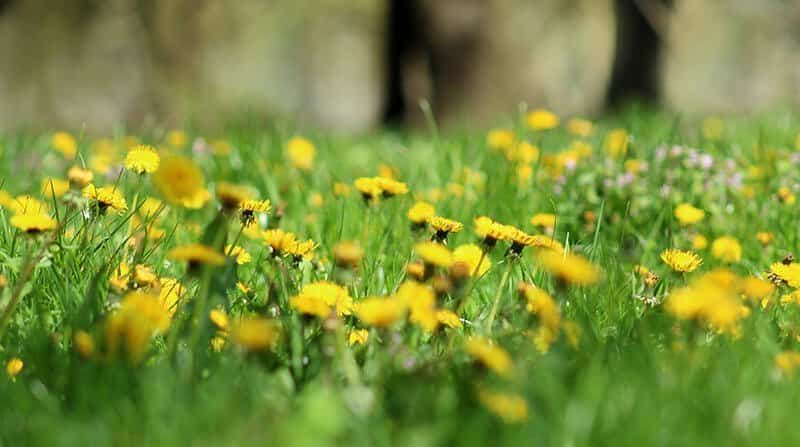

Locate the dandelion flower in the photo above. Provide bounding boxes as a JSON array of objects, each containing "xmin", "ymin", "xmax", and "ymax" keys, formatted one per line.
[
  {"xmin": 6, "ymin": 357, "xmax": 23, "ymax": 378},
  {"xmin": 452, "ymin": 244, "xmax": 491, "ymax": 277},
  {"xmin": 604, "ymin": 129, "xmax": 629, "ymax": 158},
  {"xmin": 40, "ymin": 178, "xmax": 69, "ymax": 198},
  {"xmin": 355, "ymin": 297, "xmax": 406, "ymax": 328},
  {"xmin": 225, "ymin": 245, "xmax": 252, "ymax": 265},
  {"xmin": 756, "ymin": 232, "xmax": 773, "ymax": 246},
  {"xmin": 216, "ymin": 182, "xmax": 254, "ymax": 210},
  {"xmin": 231, "ymin": 317, "xmax": 279, "ymax": 351},
  {"xmin": 693, "ymin": 235, "xmax": 708, "ymax": 250},
  {"xmin": 711, "ymin": 236, "xmax": 742, "ymax": 263},
  {"xmin": 775, "ymin": 351, "xmax": 800, "ymax": 376},
  {"xmin": 464, "ymin": 336, "xmax": 513, "ymax": 377},
  {"xmin": 348, "ymin": 328, "xmax": 369, "ymax": 346},
  {"xmin": 262, "ymin": 229, "xmax": 297, "ymax": 256},
  {"xmin": 674, "ymin": 204, "xmax": 705, "ymax": 226},
  {"xmin": 567, "ymin": 118, "xmax": 593, "ymax": 137},
  {"xmin": 374, "ymin": 176, "xmax": 408, "ymax": 197},
  {"xmin": 153, "ymin": 156, "xmax": 210, "ymax": 209},
  {"xmin": 209, "ymin": 309, "xmax": 229, "ymax": 331},
  {"xmin": 407, "ymin": 201, "xmax": 435, "ymax": 226},
  {"xmin": 333, "ymin": 241, "xmax": 364, "ymax": 269},
  {"xmin": 82, "ymin": 184, "xmax": 127, "ymax": 214},
  {"xmin": 73, "ymin": 331, "xmax": 95, "ymax": 358},
  {"xmin": 52, "ymin": 131, "xmax": 77, "ymax": 159},
  {"xmin": 526, "ymin": 109, "xmax": 559, "ymax": 131},
  {"xmin": 474, "ymin": 216, "xmax": 511, "ymax": 247},
  {"xmin": 290, "ymin": 294, "xmax": 332, "ymax": 319},
  {"xmin": 286, "ymin": 136, "xmax": 315, "ymax": 171},
  {"xmin": 414, "ymin": 241, "xmax": 453, "ymax": 269},
  {"xmin": 429, "ymin": 216, "xmax": 463, "ymax": 242},
  {"xmin": 10, "ymin": 214, "xmax": 57, "ymax": 234},
  {"xmin": 67, "ymin": 166, "xmax": 94, "ymax": 188},
  {"xmin": 536, "ymin": 250, "xmax": 602, "ymax": 286},
  {"xmin": 125, "ymin": 145, "xmax": 160, "ymax": 174},
  {"xmin": 660, "ymin": 249, "xmax": 702, "ymax": 273},
  {"xmin": 295, "ymin": 281, "xmax": 353, "ymax": 316},
  {"xmin": 487, "ymin": 129, "xmax": 515, "ymax": 151},
  {"xmin": 354, "ymin": 177, "xmax": 382, "ymax": 201},
  {"xmin": 769, "ymin": 262, "xmax": 800, "ymax": 288},
  {"xmin": 530, "ymin": 213, "xmax": 557, "ymax": 229},
  {"xmin": 167, "ymin": 243, "xmax": 226, "ymax": 267}
]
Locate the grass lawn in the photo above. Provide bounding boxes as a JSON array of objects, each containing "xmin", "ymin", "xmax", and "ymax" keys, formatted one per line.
[{"xmin": 1, "ymin": 107, "xmax": 800, "ymax": 446}]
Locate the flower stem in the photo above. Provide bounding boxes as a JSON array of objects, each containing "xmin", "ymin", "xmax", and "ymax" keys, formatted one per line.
[{"xmin": 485, "ymin": 260, "xmax": 514, "ymax": 334}]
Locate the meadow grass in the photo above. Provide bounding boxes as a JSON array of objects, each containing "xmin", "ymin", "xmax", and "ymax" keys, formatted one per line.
[{"xmin": 1, "ymin": 107, "xmax": 800, "ymax": 446}]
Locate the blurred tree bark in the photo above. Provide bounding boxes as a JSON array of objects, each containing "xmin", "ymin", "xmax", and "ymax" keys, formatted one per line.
[{"xmin": 607, "ymin": 0, "xmax": 671, "ymax": 105}]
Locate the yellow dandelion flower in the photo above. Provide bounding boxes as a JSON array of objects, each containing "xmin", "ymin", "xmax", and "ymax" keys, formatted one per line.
[
  {"xmin": 740, "ymin": 276, "xmax": 775, "ymax": 301},
  {"xmin": 10, "ymin": 213, "xmax": 57, "ymax": 234},
  {"xmin": 414, "ymin": 242, "xmax": 453, "ymax": 269},
  {"xmin": 566, "ymin": 118, "xmax": 593, "ymax": 137},
  {"xmin": 775, "ymin": 351, "xmax": 800, "ymax": 376},
  {"xmin": 6, "ymin": 357, "xmax": 23, "ymax": 378},
  {"xmin": 73, "ymin": 331, "xmax": 95, "ymax": 358},
  {"xmin": 526, "ymin": 109, "xmax": 559, "ymax": 131},
  {"xmin": 216, "ymin": 182, "xmax": 254, "ymax": 210},
  {"xmin": 105, "ymin": 291, "xmax": 172, "ymax": 363},
  {"xmin": 519, "ymin": 283, "xmax": 561, "ymax": 330},
  {"xmin": 435, "ymin": 310, "xmax": 460, "ymax": 329},
  {"xmin": 711, "ymin": 236, "xmax": 741, "ymax": 263},
  {"xmin": 225, "ymin": 245, "xmax": 252, "ymax": 265},
  {"xmin": 348, "ymin": 328, "xmax": 369, "ymax": 346},
  {"xmin": 158, "ymin": 278, "xmax": 185, "ymax": 315},
  {"xmin": 355, "ymin": 297, "xmax": 406, "ymax": 328},
  {"xmin": 374, "ymin": 176, "xmax": 408, "ymax": 197},
  {"xmin": 82, "ymin": 184, "xmax": 127, "ymax": 214},
  {"xmin": 295, "ymin": 281, "xmax": 354, "ymax": 316},
  {"xmin": 693, "ymin": 235, "xmax": 709, "ymax": 250},
  {"xmin": 407, "ymin": 201, "xmax": 436, "ymax": 225},
  {"xmin": 290, "ymin": 294, "xmax": 331, "ymax": 319},
  {"xmin": 40, "ymin": 177, "xmax": 70, "ymax": 199},
  {"xmin": 333, "ymin": 182, "xmax": 351, "ymax": 197},
  {"xmin": 477, "ymin": 388, "xmax": 528, "ymax": 424},
  {"xmin": 285, "ymin": 239, "xmax": 316, "ymax": 261},
  {"xmin": 530, "ymin": 213, "xmax": 556, "ymax": 229},
  {"xmin": 354, "ymin": 177, "xmax": 382, "ymax": 201},
  {"xmin": 209, "ymin": 309, "xmax": 229, "ymax": 332},
  {"xmin": 464, "ymin": 336, "xmax": 513, "ymax": 377},
  {"xmin": 452, "ymin": 244, "xmax": 491, "ymax": 277},
  {"xmin": 125, "ymin": 145, "xmax": 160, "ymax": 174},
  {"xmin": 756, "ymin": 232, "xmax": 773, "ymax": 246},
  {"xmin": 167, "ymin": 243, "xmax": 226, "ymax": 267},
  {"xmin": 660, "ymin": 249, "xmax": 702, "ymax": 273},
  {"xmin": 67, "ymin": 166, "xmax": 94, "ymax": 188},
  {"xmin": 153, "ymin": 156, "xmax": 209, "ymax": 209},
  {"xmin": 166, "ymin": 130, "xmax": 188, "ymax": 148},
  {"xmin": 487, "ymin": 129, "xmax": 515, "ymax": 151},
  {"xmin": 133, "ymin": 264, "xmax": 158, "ymax": 288},
  {"xmin": 231, "ymin": 318, "xmax": 279, "ymax": 351},
  {"xmin": 604, "ymin": 128, "xmax": 629, "ymax": 158},
  {"xmin": 474, "ymin": 216, "xmax": 511, "ymax": 246},
  {"xmin": 769, "ymin": 262, "xmax": 800, "ymax": 288},
  {"xmin": 9, "ymin": 195, "xmax": 48, "ymax": 216},
  {"xmin": 429, "ymin": 216, "xmax": 463, "ymax": 242},
  {"xmin": 262, "ymin": 229, "xmax": 297, "ymax": 256},
  {"xmin": 286, "ymin": 136, "xmax": 315, "ymax": 171},
  {"xmin": 674, "ymin": 204, "xmax": 705, "ymax": 226},
  {"xmin": 52, "ymin": 131, "xmax": 77, "ymax": 159},
  {"xmin": 333, "ymin": 240, "xmax": 364, "ymax": 269},
  {"xmin": 536, "ymin": 250, "xmax": 602, "ymax": 286}
]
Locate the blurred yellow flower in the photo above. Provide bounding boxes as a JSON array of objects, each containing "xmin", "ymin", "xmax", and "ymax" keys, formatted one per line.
[
  {"xmin": 674, "ymin": 203, "xmax": 705, "ymax": 226},
  {"xmin": 286, "ymin": 136, "xmax": 315, "ymax": 171},
  {"xmin": 710, "ymin": 236, "xmax": 741, "ymax": 263},
  {"xmin": 660, "ymin": 249, "xmax": 702, "ymax": 273},
  {"xmin": 526, "ymin": 109, "xmax": 559, "ymax": 131},
  {"xmin": 125, "ymin": 145, "xmax": 160, "ymax": 174},
  {"xmin": 464, "ymin": 336, "xmax": 513, "ymax": 377},
  {"xmin": 452, "ymin": 244, "xmax": 491, "ymax": 277},
  {"xmin": 6, "ymin": 357, "xmax": 23, "ymax": 378},
  {"xmin": 52, "ymin": 131, "xmax": 77, "ymax": 159}
]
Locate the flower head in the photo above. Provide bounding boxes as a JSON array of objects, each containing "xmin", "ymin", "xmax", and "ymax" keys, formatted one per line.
[
  {"xmin": 286, "ymin": 137, "xmax": 315, "ymax": 171},
  {"xmin": 407, "ymin": 201, "xmax": 435, "ymax": 225},
  {"xmin": 82, "ymin": 184, "xmax": 128, "ymax": 214},
  {"xmin": 52, "ymin": 131, "xmax": 77, "ymax": 159},
  {"xmin": 452, "ymin": 244, "xmax": 491, "ymax": 277},
  {"xmin": 355, "ymin": 297, "xmax": 406, "ymax": 327},
  {"xmin": 414, "ymin": 242, "xmax": 453, "ymax": 269},
  {"xmin": 167, "ymin": 243, "xmax": 226, "ymax": 267},
  {"xmin": 153, "ymin": 156, "xmax": 210, "ymax": 209},
  {"xmin": 239, "ymin": 199, "xmax": 271, "ymax": 226},
  {"xmin": 536, "ymin": 250, "xmax": 602, "ymax": 286},
  {"xmin": 125, "ymin": 145, "xmax": 160, "ymax": 174},
  {"xmin": 231, "ymin": 318, "xmax": 280, "ymax": 351},
  {"xmin": 216, "ymin": 182, "xmax": 254, "ymax": 210},
  {"xmin": 661, "ymin": 249, "xmax": 703, "ymax": 273},
  {"xmin": 675, "ymin": 204, "xmax": 705, "ymax": 226},
  {"xmin": 464, "ymin": 336, "xmax": 513, "ymax": 377},
  {"xmin": 711, "ymin": 236, "xmax": 742, "ymax": 263},
  {"xmin": 10, "ymin": 213, "xmax": 57, "ymax": 234},
  {"xmin": 526, "ymin": 109, "xmax": 559, "ymax": 131}
]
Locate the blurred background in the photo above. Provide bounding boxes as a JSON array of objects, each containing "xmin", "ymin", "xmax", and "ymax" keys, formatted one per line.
[{"xmin": 1, "ymin": 0, "xmax": 800, "ymax": 132}]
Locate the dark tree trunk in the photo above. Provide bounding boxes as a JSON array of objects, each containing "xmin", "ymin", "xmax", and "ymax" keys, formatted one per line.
[
  {"xmin": 607, "ymin": 0, "xmax": 670, "ymax": 106},
  {"xmin": 383, "ymin": 0, "xmax": 420, "ymax": 124}
]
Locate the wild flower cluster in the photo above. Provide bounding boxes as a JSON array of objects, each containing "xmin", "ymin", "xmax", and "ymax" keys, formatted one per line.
[{"xmin": 2, "ymin": 112, "xmax": 800, "ymax": 443}]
